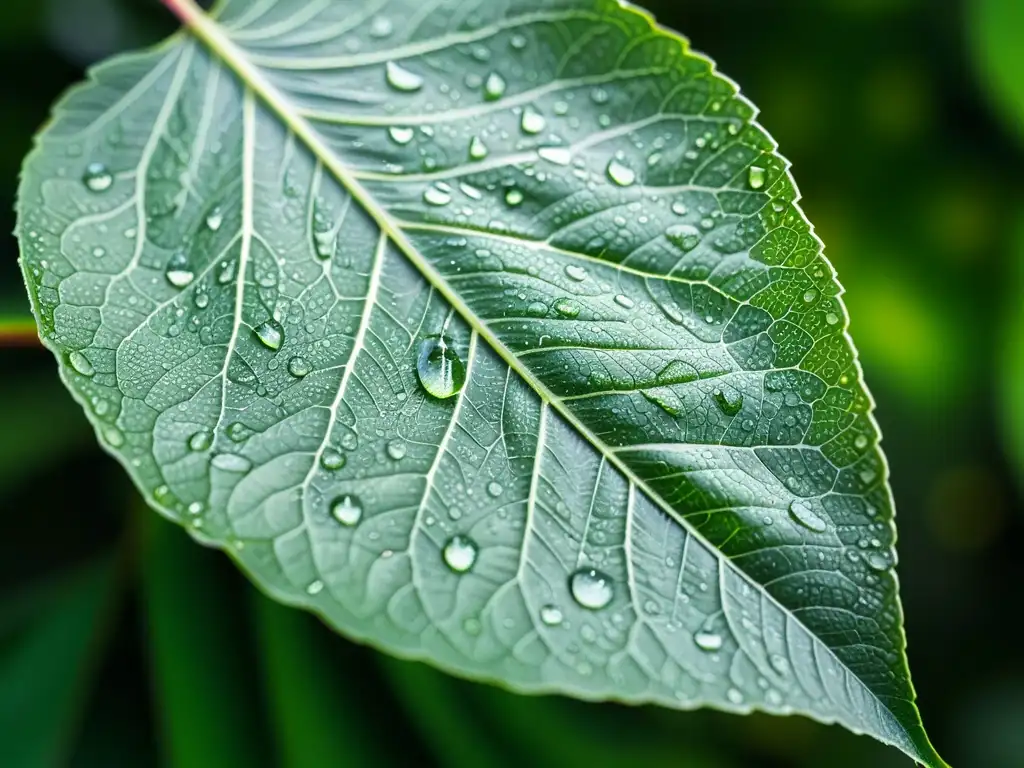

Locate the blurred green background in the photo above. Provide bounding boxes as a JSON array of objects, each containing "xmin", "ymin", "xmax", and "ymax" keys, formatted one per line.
[{"xmin": 1, "ymin": 0, "xmax": 1022, "ymax": 766}]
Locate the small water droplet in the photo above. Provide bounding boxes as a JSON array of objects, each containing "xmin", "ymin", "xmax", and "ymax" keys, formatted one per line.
[
  {"xmin": 483, "ymin": 72, "xmax": 507, "ymax": 100},
  {"xmin": 554, "ymin": 298, "xmax": 580, "ymax": 318},
  {"xmin": 789, "ymin": 499, "xmax": 828, "ymax": 533},
  {"xmin": 188, "ymin": 431, "xmax": 211, "ymax": 451},
  {"xmin": 288, "ymin": 356, "xmax": 311, "ymax": 378},
  {"xmin": 370, "ymin": 15, "xmax": 393, "ymax": 37},
  {"xmin": 423, "ymin": 183, "xmax": 452, "ymax": 206},
  {"xmin": 694, "ymin": 629, "xmax": 723, "ymax": 651},
  {"xmin": 306, "ymin": 580, "xmax": 324, "ymax": 595},
  {"xmin": 866, "ymin": 551, "xmax": 890, "ymax": 571},
  {"xmin": 726, "ymin": 688, "xmax": 744, "ymax": 705},
  {"xmin": 385, "ymin": 61, "xmax": 423, "ymax": 92},
  {"xmin": 539, "ymin": 604, "xmax": 563, "ymax": 626},
  {"xmin": 538, "ymin": 146, "xmax": 572, "ymax": 165},
  {"xmin": 388, "ymin": 126, "xmax": 415, "ymax": 145},
  {"xmin": 486, "ymin": 481, "xmax": 503, "ymax": 497},
  {"xmin": 803, "ymin": 289, "xmax": 818, "ymax": 304},
  {"xmin": 713, "ymin": 388, "xmax": 743, "ymax": 416},
  {"xmin": 82, "ymin": 162, "xmax": 113, "ymax": 192},
  {"xmin": 614, "ymin": 294, "xmax": 635, "ymax": 309},
  {"xmin": 520, "ymin": 107, "xmax": 546, "ymax": 134},
  {"xmin": 825, "ymin": 312, "xmax": 840, "ymax": 326},
  {"xmin": 606, "ymin": 159, "xmax": 636, "ymax": 187},
  {"xmin": 748, "ymin": 165, "xmax": 766, "ymax": 190},
  {"xmin": 504, "ymin": 188, "xmax": 524, "ymax": 206},
  {"xmin": 564, "ymin": 264, "xmax": 587, "ymax": 282},
  {"xmin": 68, "ymin": 350, "xmax": 95, "ymax": 377},
  {"xmin": 205, "ymin": 206, "xmax": 223, "ymax": 231},
  {"xmin": 666, "ymin": 224, "xmax": 702, "ymax": 251},
  {"xmin": 569, "ymin": 568, "xmax": 614, "ymax": 610},
  {"xmin": 254, "ymin": 320, "xmax": 283, "ymax": 351},
  {"xmin": 417, "ymin": 336, "xmax": 466, "ymax": 399},
  {"xmin": 331, "ymin": 495, "xmax": 362, "ymax": 526},
  {"xmin": 442, "ymin": 534, "xmax": 478, "ymax": 573},
  {"xmin": 386, "ymin": 439, "xmax": 407, "ymax": 461},
  {"xmin": 468, "ymin": 136, "xmax": 489, "ymax": 160},
  {"xmin": 671, "ymin": 201, "xmax": 688, "ymax": 216},
  {"xmin": 321, "ymin": 450, "xmax": 346, "ymax": 471},
  {"xmin": 211, "ymin": 453, "xmax": 252, "ymax": 472},
  {"xmin": 194, "ymin": 293, "xmax": 210, "ymax": 309}
]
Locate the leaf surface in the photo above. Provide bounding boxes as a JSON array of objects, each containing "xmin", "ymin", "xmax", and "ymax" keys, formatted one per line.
[{"xmin": 16, "ymin": 1, "xmax": 943, "ymax": 763}]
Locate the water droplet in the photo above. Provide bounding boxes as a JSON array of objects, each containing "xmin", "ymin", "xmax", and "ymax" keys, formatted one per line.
[
  {"xmin": 321, "ymin": 450, "xmax": 346, "ymax": 471},
  {"xmin": 713, "ymin": 388, "xmax": 743, "ymax": 416},
  {"xmin": 789, "ymin": 499, "xmax": 828, "ymax": 533},
  {"xmin": 82, "ymin": 162, "xmax": 113, "ymax": 192},
  {"xmin": 188, "ymin": 431, "xmax": 211, "ymax": 451},
  {"xmin": 671, "ymin": 201, "xmax": 688, "ymax": 216},
  {"xmin": 520, "ymin": 107, "xmax": 546, "ymax": 134},
  {"xmin": 194, "ymin": 293, "xmax": 210, "ymax": 309},
  {"xmin": 254, "ymin": 320, "xmax": 283, "ymax": 351},
  {"xmin": 803, "ymin": 289, "xmax": 818, "ymax": 304},
  {"xmin": 423, "ymin": 183, "xmax": 452, "ymax": 206},
  {"xmin": 504, "ymin": 188, "xmax": 524, "ymax": 206},
  {"xmin": 726, "ymin": 688, "xmax": 744, "ymax": 705},
  {"xmin": 442, "ymin": 534, "xmax": 478, "ymax": 573},
  {"xmin": 165, "ymin": 252, "xmax": 195, "ymax": 289},
  {"xmin": 288, "ymin": 356, "xmax": 311, "ymax": 378},
  {"xmin": 385, "ymin": 61, "xmax": 423, "ymax": 92},
  {"xmin": 694, "ymin": 629, "xmax": 723, "ymax": 651},
  {"xmin": 538, "ymin": 146, "xmax": 571, "ymax": 165},
  {"xmin": 825, "ymin": 312, "xmax": 840, "ymax": 326},
  {"xmin": 606, "ymin": 159, "xmax": 636, "ymax": 187},
  {"xmin": 614, "ymin": 294, "xmax": 635, "ymax": 309},
  {"xmin": 386, "ymin": 439, "xmax": 407, "ymax": 461},
  {"xmin": 417, "ymin": 336, "xmax": 466, "ymax": 399},
  {"xmin": 68, "ymin": 350, "xmax": 95, "ymax": 377},
  {"xmin": 483, "ymin": 72, "xmax": 506, "ymax": 100},
  {"xmin": 388, "ymin": 126, "xmax": 415, "ymax": 145},
  {"xmin": 748, "ymin": 165, "xmax": 766, "ymax": 190},
  {"xmin": 205, "ymin": 206, "xmax": 223, "ymax": 231},
  {"xmin": 370, "ymin": 15, "xmax": 393, "ymax": 37},
  {"xmin": 554, "ymin": 298, "xmax": 580, "ymax": 318},
  {"xmin": 539, "ymin": 604, "xmax": 563, "ymax": 626},
  {"xmin": 866, "ymin": 551, "xmax": 890, "ymax": 571},
  {"xmin": 564, "ymin": 264, "xmax": 587, "ymax": 282},
  {"xmin": 666, "ymin": 224, "xmax": 702, "ymax": 251},
  {"xmin": 306, "ymin": 580, "xmax": 324, "ymax": 595},
  {"xmin": 486, "ymin": 481, "xmax": 503, "ymax": 497},
  {"xmin": 331, "ymin": 495, "xmax": 362, "ymax": 526},
  {"xmin": 569, "ymin": 568, "xmax": 614, "ymax": 610},
  {"xmin": 468, "ymin": 136, "xmax": 488, "ymax": 160},
  {"xmin": 211, "ymin": 453, "xmax": 252, "ymax": 472},
  {"xmin": 510, "ymin": 33, "xmax": 527, "ymax": 49}
]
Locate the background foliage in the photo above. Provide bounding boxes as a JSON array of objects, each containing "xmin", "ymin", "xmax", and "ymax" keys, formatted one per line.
[{"xmin": 1, "ymin": 1, "xmax": 1021, "ymax": 766}]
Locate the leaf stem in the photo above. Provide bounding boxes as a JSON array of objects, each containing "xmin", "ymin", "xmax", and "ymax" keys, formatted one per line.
[{"xmin": 0, "ymin": 317, "xmax": 41, "ymax": 347}]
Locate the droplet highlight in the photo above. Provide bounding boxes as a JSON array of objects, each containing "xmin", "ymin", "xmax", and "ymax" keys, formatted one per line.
[{"xmin": 442, "ymin": 534, "xmax": 478, "ymax": 573}]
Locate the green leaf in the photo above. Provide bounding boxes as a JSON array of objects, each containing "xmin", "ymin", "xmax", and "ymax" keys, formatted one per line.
[
  {"xmin": 0, "ymin": 556, "xmax": 119, "ymax": 768},
  {"xmin": 999, "ymin": 215, "xmax": 1024, "ymax": 489},
  {"xmin": 971, "ymin": 0, "xmax": 1024, "ymax": 138},
  {"xmin": 15, "ymin": 1, "xmax": 944, "ymax": 764}
]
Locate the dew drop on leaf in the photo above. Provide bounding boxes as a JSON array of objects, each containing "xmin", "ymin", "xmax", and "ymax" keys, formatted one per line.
[
  {"xmin": 254, "ymin": 320, "xmax": 283, "ymax": 351},
  {"xmin": 288, "ymin": 356, "xmax": 312, "ymax": 378},
  {"xmin": 539, "ymin": 605, "xmax": 564, "ymax": 626},
  {"xmin": 82, "ymin": 162, "xmax": 112, "ymax": 192},
  {"xmin": 538, "ymin": 146, "xmax": 571, "ymax": 165},
  {"xmin": 569, "ymin": 568, "xmax": 614, "ymax": 610},
  {"xmin": 694, "ymin": 629, "xmax": 723, "ymax": 651},
  {"xmin": 205, "ymin": 206, "xmax": 223, "ymax": 231},
  {"xmin": 385, "ymin": 61, "xmax": 423, "ymax": 92},
  {"xmin": 423, "ymin": 183, "xmax": 452, "ymax": 206},
  {"xmin": 386, "ymin": 439, "xmax": 407, "ymax": 461},
  {"xmin": 504, "ymin": 188, "xmax": 524, "ymax": 206},
  {"xmin": 68, "ymin": 350, "xmax": 95, "ymax": 377},
  {"xmin": 606, "ymin": 159, "xmax": 636, "ymax": 187},
  {"xmin": 442, "ymin": 534, "xmax": 478, "ymax": 573},
  {"xmin": 520, "ymin": 106, "xmax": 546, "ymax": 134},
  {"xmin": 211, "ymin": 453, "xmax": 252, "ymax": 473},
  {"xmin": 188, "ymin": 431, "xmax": 211, "ymax": 451},
  {"xmin": 614, "ymin": 294, "xmax": 635, "ymax": 309},
  {"xmin": 564, "ymin": 264, "xmax": 587, "ymax": 282},
  {"xmin": 388, "ymin": 126, "xmax": 414, "ymax": 145},
  {"xmin": 483, "ymin": 72, "xmax": 507, "ymax": 100},
  {"xmin": 165, "ymin": 253, "xmax": 195, "ymax": 288},
  {"xmin": 331, "ymin": 495, "xmax": 362, "ymax": 526},
  {"xmin": 320, "ymin": 449, "xmax": 346, "ymax": 471},
  {"xmin": 554, "ymin": 298, "xmax": 580, "ymax": 318},
  {"xmin": 486, "ymin": 481, "xmax": 503, "ymax": 497},
  {"xmin": 789, "ymin": 499, "xmax": 828, "ymax": 533},
  {"xmin": 666, "ymin": 224, "xmax": 702, "ymax": 251},
  {"xmin": 416, "ymin": 336, "xmax": 466, "ymax": 399},
  {"xmin": 748, "ymin": 165, "xmax": 766, "ymax": 189},
  {"xmin": 468, "ymin": 136, "xmax": 489, "ymax": 160},
  {"xmin": 713, "ymin": 388, "xmax": 743, "ymax": 416}
]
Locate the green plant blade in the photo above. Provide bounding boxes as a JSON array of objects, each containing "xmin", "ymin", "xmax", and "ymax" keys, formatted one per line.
[
  {"xmin": 971, "ymin": 0, "xmax": 1024, "ymax": 138},
  {"xmin": 15, "ymin": 1, "xmax": 944, "ymax": 764}
]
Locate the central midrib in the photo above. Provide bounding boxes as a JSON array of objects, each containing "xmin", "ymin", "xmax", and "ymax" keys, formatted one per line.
[{"xmin": 164, "ymin": 0, "xmax": 917, "ymax": 755}]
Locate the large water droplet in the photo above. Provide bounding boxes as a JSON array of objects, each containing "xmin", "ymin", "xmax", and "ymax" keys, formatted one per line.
[
  {"xmin": 569, "ymin": 568, "xmax": 614, "ymax": 610},
  {"xmin": 748, "ymin": 165, "xmax": 766, "ymax": 190},
  {"xmin": 539, "ymin": 605, "xmax": 564, "ymax": 626},
  {"xmin": 211, "ymin": 453, "xmax": 252, "ymax": 473},
  {"xmin": 443, "ymin": 534, "xmax": 478, "ymax": 573},
  {"xmin": 331, "ymin": 495, "xmax": 362, "ymax": 526},
  {"xmin": 520, "ymin": 107, "xmax": 546, "ymax": 134},
  {"xmin": 416, "ymin": 336, "xmax": 466, "ymax": 399},
  {"xmin": 288, "ymin": 356, "xmax": 312, "ymax": 378},
  {"xmin": 205, "ymin": 206, "xmax": 224, "ymax": 231},
  {"xmin": 486, "ymin": 481, "xmax": 503, "ymax": 497},
  {"xmin": 386, "ymin": 439, "xmax": 407, "ymax": 461},
  {"xmin": 165, "ymin": 252, "xmax": 195, "ymax": 288},
  {"xmin": 504, "ymin": 188, "xmax": 524, "ymax": 207},
  {"xmin": 789, "ymin": 499, "xmax": 828, "ymax": 533},
  {"xmin": 254, "ymin": 320, "xmax": 283, "ymax": 351},
  {"xmin": 564, "ymin": 264, "xmax": 587, "ymax": 282},
  {"xmin": 666, "ymin": 224, "xmax": 702, "ymax": 251},
  {"xmin": 614, "ymin": 294, "xmax": 635, "ymax": 309},
  {"xmin": 320, "ymin": 450, "xmax": 346, "ymax": 471},
  {"xmin": 553, "ymin": 298, "xmax": 580, "ymax": 318},
  {"xmin": 388, "ymin": 126, "xmax": 415, "ymax": 145},
  {"xmin": 68, "ymin": 350, "xmax": 95, "ymax": 377},
  {"xmin": 483, "ymin": 72, "xmax": 507, "ymax": 100},
  {"xmin": 82, "ymin": 162, "xmax": 113, "ymax": 192},
  {"xmin": 188, "ymin": 431, "xmax": 212, "ymax": 451},
  {"xmin": 713, "ymin": 388, "xmax": 743, "ymax": 416},
  {"xmin": 468, "ymin": 136, "xmax": 489, "ymax": 160},
  {"xmin": 606, "ymin": 159, "xmax": 636, "ymax": 187},
  {"xmin": 423, "ymin": 183, "xmax": 452, "ymax": 206},
  {"xmin": 694, "ymin": 629, "xmax": 723, "ymax": 651},
  {"xmin": 385, "ymin": 61, "xmax": 423, "ymax": 92},
  {"xmin": 538, "ymin": 146, "xmax": 572, "ymax": 165}
]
